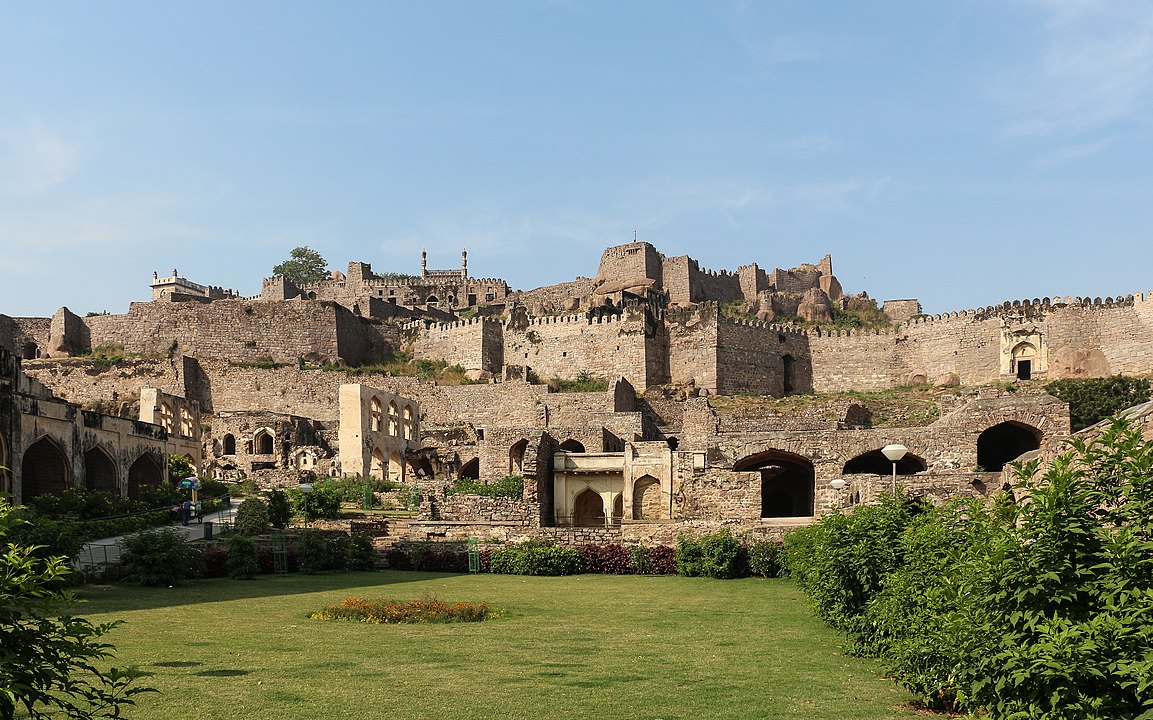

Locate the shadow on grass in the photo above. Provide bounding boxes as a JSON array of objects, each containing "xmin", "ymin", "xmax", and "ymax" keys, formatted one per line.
[{"xmin": 76, "ymin": 570, "xmax": 465, "ymax": 613}]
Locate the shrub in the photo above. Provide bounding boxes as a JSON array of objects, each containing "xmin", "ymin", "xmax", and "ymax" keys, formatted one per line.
[
  {"xmin": 201, "ymin": 543, "xmax": 229, "ymax": 578},
  {"xmin": 384, "ymin": 542, "xmax": 467, "ymax": 572},
  {"xmin": 1045, "ymin": 375, "xmax": 1151, "ymax": 431},
  {"xmin": 647, "ymin": 545, "xmax": 677, "ymax": 575},
  {"xmin": 227, "ymin": 535, "xmax": 260, "ymax": 579},
  {"xmin": 578, "ymin": 543, "xmax": 633, "ymax": 574},
  {"xmin": 290, "ymin": 483, "xmax": 342, "ymax": 520},
  {"xmin": 6, "ymin": 511, "xmax": 85, "ymax": 562},
  {"xmin": 747, "ymin": 540, "xmax": 783, "ymax": 578},
  {"xmin": 120, "ymin": 527, "xmax": 202, "ymax": 586},
  {"xmin": 346, "ymin": 535, "xmax": 377, "ymax": 571},
  {"xmin": 267, "ymin": 489, "xmax": 292, "ymax": 529},
  {"xmin": 488, "ymin": 540, "xmax": 581, "ymax": 576},
  {"xmin": 675, "ymin": 529, "xmax": 745, "ymax": 579},
  {"xmin": 295, "ymin": 530, "xmax": 348, "ymax": 574},
  {"xmin": 234, "ymin": 497, "xmax": 270, "ymax": 537},
  {"xmin": 311, "ymin": 596, "xmax": 498, "ymax": 624}
]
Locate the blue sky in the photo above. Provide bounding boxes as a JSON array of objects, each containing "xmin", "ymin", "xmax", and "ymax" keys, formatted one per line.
[{"xmin": 2, "ymin": 1, "xmax": 1153, "ymax": 318}]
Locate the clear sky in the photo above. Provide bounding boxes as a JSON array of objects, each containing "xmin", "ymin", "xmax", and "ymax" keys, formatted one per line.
[{"xmin": 2, "ymin": 1, "xmax": 1152, "ymax": 318}]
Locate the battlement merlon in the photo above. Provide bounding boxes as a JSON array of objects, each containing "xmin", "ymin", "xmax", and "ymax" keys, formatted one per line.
[{"xmin": 151, "ymin": 270, "xmax": 238, "ymax": 301}]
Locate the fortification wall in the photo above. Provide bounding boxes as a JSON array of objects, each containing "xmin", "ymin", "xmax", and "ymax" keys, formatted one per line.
[
  {"xmin": 503, "ymin": 311, "xmax": 650, "ymax": 386},
  {"xmin": 665, "ymin": 304, "xmax": 719, "ymax": 391},
  {"xmin": 691, "ymin": 266, "xmax": 742, "ymax": 304},
  {"xmin": 715, "ymin": 319, "xmax": 811, "ymax": 396},
  {"xmin": 410, "ymin": 318, "xmax": 503, "ymax": 374},
  {"xmin": 596, "ymin": 242, "xmax": 661, "ymax": 287},
  {"xmin": 0, "ymin": 315, "xmax": 50, "ymax": 356},
  {"xmin": 511, "ymin": 277, "xmax": 596, "ymax": 314},
  {"xmin": 84, "ymin": 300, "xmax": 390, "ymax": 366},
  {"xmin": 661, "ymin": 255, "xmax": 695, "ymax": 305},
  {"xmin": 441, "ymin": 383, "xmax": 548, "ymax": 428}
]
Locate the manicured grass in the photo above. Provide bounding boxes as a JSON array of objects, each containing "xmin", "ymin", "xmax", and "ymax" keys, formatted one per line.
[{"xmin": 77, "ymin": 572, "xmax": 922, "ymax": 720}]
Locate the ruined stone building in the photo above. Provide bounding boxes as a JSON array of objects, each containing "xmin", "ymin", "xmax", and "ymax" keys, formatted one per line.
[{"xmin": 2, "ymin": 240, "xmax": 1150, "ymax": 546}]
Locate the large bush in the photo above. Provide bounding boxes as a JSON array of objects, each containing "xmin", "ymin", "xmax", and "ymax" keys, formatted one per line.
[
  {"xmin": 226, "ymin": 535, "xmax": 260, "ymax": 579},
  {"xmin": 234, "ymin": 497, "xmax": 270, "ymax": 537},
  {"xmin": 488, "ymin": 540, "xmax": 581, "ymax": 576},
  {"xmin": 120, "ymin": 527, "xmax": 202, "ymax": 586},
  {"xmin": 675, "ymin": 529, "xmax": 745, "ymax": 579},
  {"xmin": 447, "ymin": 475, "xmax": 524, "ymax": 499},
  {"xmin": 1045, "ymin": 375, "xmax": 1151, "ymax": 431},
  {"xmin": 266, "ymin": 489, "xmax": 292, "ymax": 529},
  {"xmin": 787, "ymin": 418, "xmax": 1153, "ymax": 719}
]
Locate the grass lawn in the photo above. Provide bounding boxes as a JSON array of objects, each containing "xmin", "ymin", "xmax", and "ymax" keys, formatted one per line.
[{"xmin": 77, "ymin": 572, "xmax": 922, "ymax": 720}]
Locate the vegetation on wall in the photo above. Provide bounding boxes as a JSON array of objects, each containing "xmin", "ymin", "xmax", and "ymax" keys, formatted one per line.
[
  {"xmin": 547, "ymin": 370, "xmax": 609, "ymax": 393},
  {"xmin": 1045, "ymin": 374, "xmax": 1151, "ymax": 431},
  {"xmin": 446, "ymin": 474, "xmax": 524, "ymax": 498},
  {"xmin": 272, "ymin": 246, "xmax": 329, "ymax": 286},
  {"xmin": 784, "ymin": 417, "xmax": 1153, "ymax": 718}
]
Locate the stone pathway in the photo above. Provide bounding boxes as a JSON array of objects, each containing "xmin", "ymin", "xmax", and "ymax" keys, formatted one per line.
[{"xmin": 75, "ymin": 499, "xmax": 239, "ymax": 571}]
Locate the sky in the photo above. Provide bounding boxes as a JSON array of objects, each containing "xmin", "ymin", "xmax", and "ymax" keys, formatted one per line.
[{"xmin": 2, "ymin": 1, "xmax": 1153, "ymax": 318}]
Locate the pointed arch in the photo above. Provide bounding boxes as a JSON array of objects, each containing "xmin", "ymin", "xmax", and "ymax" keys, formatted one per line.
[
  {"xmin": 370, "ymin": 447, "xmax": 386, "ymax": 480},
  {"xmin": 843, "ymin": 449, "xmax": 927, "ymax": 476},
  {"xmin": 388, "ymin": 401, "xmax": 399, "ymax": 436},
  {"xmin": 559, "ymin": 438, "xmax": 585, "ymax": 453},
  {"xmin": 127, "ymin": 453, "xmax": 163, "ymax": 501},
  {"xmin": 573, "ymin": 488, "xmax": 605, "ymax": 526},
  {"xmin": 179, "ymin": 406, "xmax": 194, "ymax": 437},
  {"xmin": 978, "ymin": 421, "xmax": 1041, "ymax": 472},
  {"xmin": 254, "ymin": 428, "xmax": 274, "ymax": 455},
  {"xmin": 0, "ymin": 431, "xmax": 9, "ymax": 496},
  {"xmin": 403, "ymin": 405, "xmax": 415, "ymax": 441},
  {"xmin": 1011, "ymin": 342, "xmax": 1038, "ymax": 381},
  {"xmin": 734, "ymin": 448, "xmax": 815, "ymax": 518},
  {"xmin": 158, "ymin": 402, "xmax": 174, "ymax": 433},
  {"xmin": 84, "ymin": 445, "xmax": 119, "ymax": 493},
  {"xmin": 388, "ymin": 451, "xmax": 404, "ymax": 484},
  {"xmin": 612, "ymin": 494, "xmax": 623, "ymax": 523},
  {"xmin": 370, "ymin": 396, "xmax": 383, "ymax": 432},
  {"xmin": 632, "ymin": 475, "xmax": 662, "ymax": 520},
  {"xmin": 222, "ymin": 433, "xmax": 236, "ymax": 455},
  {"xmin": 21, "ymin": 436, "xmax": 70, "ymax": 499},
  {"xmin": 509, "ymin": 438, "xmax": 529, "ymax": 475},
  {"xmin": 459, "ymin": 457, "xmax": 479, "ymax": 480}
]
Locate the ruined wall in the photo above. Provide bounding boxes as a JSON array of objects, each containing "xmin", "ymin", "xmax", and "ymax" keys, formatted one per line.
[
  {"xmin": 83, "ymin": 299, "xmax": 392, "ymax": 366},
  {"xmin": 508, "ymin": 278, "xmax": 596, "ymax": 315},
  {"xmin": 0, "ymin": 315, "xmax": 51, "ymax": 358},
  {"xmin": 666, "ymin": 304, "xmax": 719, "ymax": 392},
  {"xmin": 595, "ymin": 242, "xmax": 662, "ymax": 288},
  {"xmin": 503, "ymin": 310, "xmax": 651, "ymax": 386},
  {"xmin": 715, "ymin": 319, "xmax": 811, "ymax": 396},
  {"xmin": 410, "ymin": 319, "xmax": 503, "ymax": 374}
]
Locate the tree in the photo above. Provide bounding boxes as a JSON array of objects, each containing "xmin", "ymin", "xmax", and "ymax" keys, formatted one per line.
[
  {"xmin": 0, "ymin": 495, "xmax": 155, "ymax": 718},
  {"xmin": 167, "ymin": 455, "xmax": 194, "ymax": 482},
  {"xmin": 1046, "ymin": 375, "xmax": 1152, "ymax": 431},
  {"xmin": 272, "ymin": 246, "xmax": 329, "ymax": 286}
]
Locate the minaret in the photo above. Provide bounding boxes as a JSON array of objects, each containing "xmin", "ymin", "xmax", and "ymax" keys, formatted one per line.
[
  {"xmin": 420, "ymin": 250, "xmax": 427, "ymax": 278},
  {"xmin": 461, "ymin": 249, "xmax": 468, "ymax": 279}
]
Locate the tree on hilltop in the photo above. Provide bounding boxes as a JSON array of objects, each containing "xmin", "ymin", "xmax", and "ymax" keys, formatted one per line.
[{"xmin": 273, "ymin": 246, "xmax": 329, "ymax": 286}]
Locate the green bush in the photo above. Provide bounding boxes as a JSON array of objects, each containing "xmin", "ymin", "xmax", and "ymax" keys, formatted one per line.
[
  {"xmin": 346, "ymin": 535, "xmax": 377, "ymax": 571},
  {"xmin": 446, "ymin": 475, "xmax": 524, "ymax": 498},
  {"xmin": 488, "ymin": 540, "xmax": 581, "ymax": 576},
  {"xmin": 295, "ymin": 530, "xmax": 349, "ymax": 574},
  {"xmin": 747, "ymin": 540, "xmax": 783, "ymax": 578},
  {"xmin": 290, "ymin": 483, "xmax": 342, "ymax": 520},
  {"xmin": 267, "ymin": 489, "xmax": 292, "ymax": 529},
  {"xmin": 1045, "ymin": 375, "xmax": 1151, "ymax": 431},
  {"xmin": 234, "ymin": 497, "xmax": 270, "ymax": 537},
  {"xmin": 675, "ymin": 529, "xmax": 744, "ymax": 579},
  {"xmin": 120, "ymin": 527, "xmax": 202, "ymax": 586},
  {"xmin": 226, "ymin": 535, "xmax": 259, "ymax": 580},
  {"xmin": 6, "ymin": 511, "xmax": 85, "ymax": 562}
]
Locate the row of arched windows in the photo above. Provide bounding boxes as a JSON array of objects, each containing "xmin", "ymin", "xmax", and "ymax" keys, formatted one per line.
[
  {"xmin": 369, "ymin": 397, "xmax": 416, "ymax": 441},
  {"xmin": 156, "ymin": 402, "xmax": 195, "ymax": 437},
  {"xmin": 14, "ymin": 436, "xmax": 166, "ymax": 501},
  {"xmin": 219, "ymin": 429, "xmax": 275, "ymax": 456}
]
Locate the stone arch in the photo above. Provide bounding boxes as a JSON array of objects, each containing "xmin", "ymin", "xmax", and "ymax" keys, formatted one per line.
[
  {"xmin": 179, "ymin": 407, "xmax": 194, "ymax": 437},
  {"xmin": 573, "ymin": 488, "xmax": 605, "ymax": 526},
  {"xmin": 388, "ymin": 451, "xmax": 404, "ymax": 484},
  {"xmin": 222, "ymin": 433, "xmax": 236, "ymax": 455},
  {"xmin": 408, "ymin": 456, "xmax": 434, "ymax": 480},
  {"xmin": 612, "ymin": 494, "xmax": 623, "ymax": 523},
  {"xmin": 254, "ymin": 428, "xmax": 274, "ymax": 455},
  {"xmin": 21, "ymin": 436, "xmax": 70, "ymax": 499},
  {"xmin": 632, "ymin": 475, "xmax": 662, "ymax": 520},
  {"xmin": 295, "ymin": 449, "xmax": 316, "ymax": 470},
  {"xmin": 158, "ymin": 402, "xmax": 174, "ymax": 433},
  {"xmin": 459, "ymin": 457, "xmax": 480, "ymax": 480},
  {"xmin": 509, "ymin": 438, "xmax": 529, "ymax": 475},
  {"xmin": 977, "ymin": 421, "xmax": 1041, "ymax": 472},
  {"xmin": 1011, "ymin": 341, "xmax": 1038, "ymax": 380},
  {"xmin": 388, "ymin": 401, "xmax": 399, "ymax": 436},
  {"xmin": 370, "ymin": 447, "xmax": 386, "ymax": 480},
  {"xmin": 127, "ymin": 453, "xmax": 163, "ymax": 501},
  {"xmin": 370, "ymin": 396, "xmax": 383, "ymax": 432},
  {"xmin": 426, "ymin": 295, "xmax": 439, "ymax": 306},
  {"xmin": 734, "ymin": 449, "xmax": 815, "ymax": 518},
  {"xmin": 559, "ymin": 438, "xmax": 585, "ymax": 453},
  {"xmin": 403, "ymin": 405, "xmax": 415, "ymax": 441},
  {"xmin": 782, "ymin": 354, "xmax": 796, "ymax": 395},
  {"xmin": 842, "ymin": 449, "xmax": 927, "ymax": 476},
  {"xmin": 84, "ymin": 445, "xmax": 119, "ymax": 493},
  {"xmin": 21, "ymin": 341, "xmax": 38, "ymax": 360}
]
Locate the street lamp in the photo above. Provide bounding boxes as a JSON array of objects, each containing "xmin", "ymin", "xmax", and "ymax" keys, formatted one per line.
[
  {"xmin": 881, "ymin": 444, "xmax": 907, "ymax": 496},
  {"xmin": 299, "ymin": 483, "xmax": 313, "ymax": 527}
]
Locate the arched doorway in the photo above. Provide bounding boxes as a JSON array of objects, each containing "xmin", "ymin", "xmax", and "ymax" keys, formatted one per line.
[
  {"xmin": 127, "ymin": 454, "xmax": 163, "ymax": 501},
  {"xmin": 559, "ymin": 439, "xmax": 585, "ymax": 453},
  {"xmin": 735, "ymin": 449, "xmax": 815, "ymax": 518},
  {"xmin": 509, "ymin": 439, "xmax": 529, "ymax": 475},
  {"xmin": 388, "ymin": 451, "xmax": 404, "ymax": 484},
  {"xmin": 21, "ymin": 437, "xmax": 70, "ymax": 499},
  {"xmin": 573, "ymin": 488, "xmax": 605, "ymax": 526},
  {"xmin": 842, "ymin": 449, "xmax": 927, "ymax": 476},
  {"xmin": 254, "ymin": 429, "xmax": 274, "ymax": 455},
  {"xmin": 782, "ymin": 354, "xmax": 796, "ymax": 395},
  {"xmin": 977, "ymin": 422, "xmax": 1041, "ymax": 472},
  {"xmin": 222, "ymin": 433, "xmax": 236, "ymax": 455},
  {"xmin": 370, "ymin": 448, "xmax": 386, "ymax": 480},
  {"xmin": 84, "ymin": 446, "xmax": 119, "ymax": 493},
  {"xmin": 459, "ymin": 457, "xmax": 479, "ymax": 480},
  {"xmin": 632, "ymin": 475, "xmax": 662, "ymax": 520},
  {"xmin": 370, "ymin": 397, "xmax": 383, "ymax": 432},
  {"xmin": 1011, "ymin": 342, "xmax": 1037, "ymax": 381}
]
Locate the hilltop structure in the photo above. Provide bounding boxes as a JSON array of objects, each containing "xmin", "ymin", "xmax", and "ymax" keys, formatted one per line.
[{"xmin": 2, "ymin": 240, "xmax": 1149, "ymax": 548}]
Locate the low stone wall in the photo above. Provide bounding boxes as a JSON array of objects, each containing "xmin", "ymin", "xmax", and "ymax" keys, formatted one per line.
[{"xmin": 438, "ymin": 495, "xmax": 536, "ymax": 523}]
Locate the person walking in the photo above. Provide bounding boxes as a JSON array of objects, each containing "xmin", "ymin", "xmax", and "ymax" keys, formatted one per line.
[{"xmin": 181, "ymin": 499, "xmax": 191, "ymax": 526}]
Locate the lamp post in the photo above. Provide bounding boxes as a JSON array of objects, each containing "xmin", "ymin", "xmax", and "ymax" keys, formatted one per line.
[
  {"xmin": 299, "ymin": 482, "xmax": 313, "ymax": 528},
  {"xmin": 829, "ymin": 477, "xmax": 846, "ymax": 511},
  {"xmin": 881, "ymin": 444, "xmax": 907, "ymax": 496}
]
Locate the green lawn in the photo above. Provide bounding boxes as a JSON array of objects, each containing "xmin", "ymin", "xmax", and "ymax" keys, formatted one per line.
[{"xmin": 77, "ymin": 572, "xmax": 922, "ymax": 720}]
